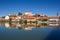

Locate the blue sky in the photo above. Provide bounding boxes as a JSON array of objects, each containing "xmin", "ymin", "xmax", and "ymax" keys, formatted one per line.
[{"xmin": 0, "ymin": 0, "xmax": 60, "ymax": 17}]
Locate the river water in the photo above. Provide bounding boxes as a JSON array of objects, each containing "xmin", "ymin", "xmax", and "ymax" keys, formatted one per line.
[{"xmin": 0, "ymin": 23, "xmax": 60, "ymax": 40}]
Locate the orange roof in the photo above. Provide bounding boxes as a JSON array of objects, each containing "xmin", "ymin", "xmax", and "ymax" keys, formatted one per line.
[{"xmin": 27, "ymin": 16, "xmax": 35, "ymax": 19}]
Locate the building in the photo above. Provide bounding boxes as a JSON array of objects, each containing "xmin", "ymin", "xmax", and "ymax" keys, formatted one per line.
[
  {"xmin": 48, "ymin": 16, "xmax": 60, "ymax": 23},
  {"xmin": 0, "ymin": 17, "xmax": 5, "ymax": 21},
  {"xmin": 5, "ymin": 14, "xmax": 22, "ymax": 21},
  {"xmin": 5, "ymin": 16, "xmax": 9, "ymax": 20},
  {"xmin": 22, "ymin": 11, "xmax": 36, "ymax": 22}
]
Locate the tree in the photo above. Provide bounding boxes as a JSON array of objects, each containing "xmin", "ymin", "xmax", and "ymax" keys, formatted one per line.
[
  {"xmin": 24, "ymin": 20, "xmax": 27, "ymax": 24},
  {"xmin": 2, "ymin": 16, "xmax": 5, "ymax": 18},
  {"xmin": 18, "ymin": 12, "xmax": 22, "ymax": 15}
]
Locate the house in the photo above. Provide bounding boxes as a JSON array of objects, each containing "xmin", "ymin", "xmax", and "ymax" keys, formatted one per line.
[
  {"xmin": 5, "ymin": 16, "xmax": 9, "ymax": 21},
  {"xmin": 0, "ymin": 17, "xmax": 2, "ymax": 21},
  {"xmin": 0, "ymin": 17, "xmax": 5, "ymax": 21},
  {"xmin": 22, "ymin": 11, "xmax": 36, "ymax": 22},
  {"xmin": 5, "ymin": 14, "xmax": 22, "ymax": 21},
  {"xmin": 48, "ymin": 16, "xmax": 59, "ymax": 23}
]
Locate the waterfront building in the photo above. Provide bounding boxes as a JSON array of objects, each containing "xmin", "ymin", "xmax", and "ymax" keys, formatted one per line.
[
  {"xmin": 48, "ymin": 16, "xmax": 60, "ymax": 23},
  {"xmin": 5, "ymin": 16, "xmax": 9, "ymax": 20},
  {"xmin": 0, "ymin": 17, "xmax": 5, "ymax": 21},
  {"xmin": 22, "ymin": 11, "xmax": 36, "ymax": 22},
  {"xmin": 5, "ymin": 14, "xmax": 22, "ymax": 21}
]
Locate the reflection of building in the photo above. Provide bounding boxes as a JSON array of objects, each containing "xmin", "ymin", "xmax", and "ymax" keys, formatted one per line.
[
  {"xmin": 49, "ymin": 23, "xmax": 59, "ymax": 26},
  {"xmin": 48, "ymin": 23, "xmax": 59, "ymax": 28},
  {"xmin": 5, "ymin": 22, "xmax": 22, "ymax": 29},
  {"xmin": 24, "ymin": 27, "xmax": 33, "ymax": 30},
  {"xmin": 22, "ymin": 24, "xmax": 36, "ymax": 30},
  {"xmin": 5, "ymin": 22, "xmax": 10, "ymax": 28},
  {"xmin": 0, "ymin": 22, "xmax": 59, "ymax": 30}
]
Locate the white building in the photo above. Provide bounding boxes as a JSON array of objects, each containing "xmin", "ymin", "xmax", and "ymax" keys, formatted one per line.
[
  {"xmin": 49, "ymin": 19, "xmax": 59, "ymax": 23},
  {"xmin": 5, "ymin": 16, "xmax": 9, "ymax": 20},
  {"xmin": 23, "ymin": 11, "xmax": 33, "ymax": 16}
]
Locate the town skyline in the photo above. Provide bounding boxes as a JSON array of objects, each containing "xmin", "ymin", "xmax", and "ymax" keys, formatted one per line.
[
  {"xmin": 0, "ymin": 0, "xmax": 60, "ymax": 17},
  {"xmin": 0, "ymin": 11, "xmax": 60, "ymax": 17}
]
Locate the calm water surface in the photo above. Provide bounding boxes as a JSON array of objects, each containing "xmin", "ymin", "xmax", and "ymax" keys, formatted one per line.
[{"xmin": 0, "ymin": 23, "xmax": 60, "ymax": 40}]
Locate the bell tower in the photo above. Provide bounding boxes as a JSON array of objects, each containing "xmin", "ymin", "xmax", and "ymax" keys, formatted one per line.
[{"xmin": 56, "ymin": 12, "xmax": 59, "ymax": 16}]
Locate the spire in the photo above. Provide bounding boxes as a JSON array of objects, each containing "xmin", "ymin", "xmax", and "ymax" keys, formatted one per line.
[{"xmin": 57, "ymin": 12, "xmax": 59, "ymax": 16}]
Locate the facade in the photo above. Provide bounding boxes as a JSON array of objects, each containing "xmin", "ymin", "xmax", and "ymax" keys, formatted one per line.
[
  {"xmin": 5, "ymin": 16, "xmax": 9, "ymax": 20},
  {"xmin": 22, "ymin": 12, "xmax": 36, "ymax": 22},
  {"xmin": 48, "ymin": 16, "xmax": 60, "ymax": 23},
  {"xmin": 5, "ymin": 14, "xmax": 22, "ymax": 21},
  {"xmin": 0, "ymin": 17, "xmax": 5, "ymax": 21}
]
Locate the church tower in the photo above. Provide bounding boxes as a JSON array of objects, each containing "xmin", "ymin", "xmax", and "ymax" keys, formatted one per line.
[{"xmin": 56, "ymin": 12, "xmax": 59, "ymax": 16}]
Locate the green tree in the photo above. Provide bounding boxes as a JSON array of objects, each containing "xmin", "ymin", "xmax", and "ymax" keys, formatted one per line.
[
  {"xmin": 18, "ymin": 12, "xmax": 22, "ymax": 15},
  {"xmin": 24, "ymin": 20, "xmax": 27, "ymax": 24},
  {"xmin": 30, "ymin": 21, "xmax": 32, "ymax": 24},
  {"xmin": 2, "ymin": 16, "xmax": 5, "ymax": 18}
]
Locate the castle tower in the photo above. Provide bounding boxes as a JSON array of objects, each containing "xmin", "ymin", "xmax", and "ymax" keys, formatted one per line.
[{"xmin": 56, "ymin": 12, "xmax": 59, "ymax": 16}]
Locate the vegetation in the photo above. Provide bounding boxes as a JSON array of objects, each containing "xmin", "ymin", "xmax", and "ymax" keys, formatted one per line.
[
  {"xmin": 24, "ymin": 20, "xmax": 27, "ymax": 24},
  {"xmin": 0, "ymin": 20, "xmax": 5, "ymax": 23},
  {"xmin": 18, "ymin": 12, "xmax": 22, "ymax": 15},
  {"xmin": 2, "ymin": 16, "xmax": 5, "ymax": 18},
  {"xmin": 35, "ymin": 21, "xmax": 38, "ymax": 24},
  {"xmin": 42, "ymin": 19, "xmax": 47, "ymax": 21},
  {"xmin": 19, "ymin": 20, "xmax": 23, "ymax": 24},
  {"xmin": 29, "ymin": 21, "xmax": 32, "ymax": 24}
]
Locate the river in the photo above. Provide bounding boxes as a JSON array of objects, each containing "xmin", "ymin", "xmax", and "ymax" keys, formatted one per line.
[{"xmin": 0, "ymin": 23, "xmax": 60, "ymax": 40}]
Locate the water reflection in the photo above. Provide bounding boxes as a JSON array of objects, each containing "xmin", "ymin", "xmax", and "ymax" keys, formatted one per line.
[
  {"xmin": 0, "ymin": 22, "xmax": 58, "ymax": 30},
  {"xmin": 0, "ymin": 22, "xmax": 60, "ymax": 40},
  {"xmin": 48, "ymin": 23, "xmax": 60, "ymax": 28}
]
